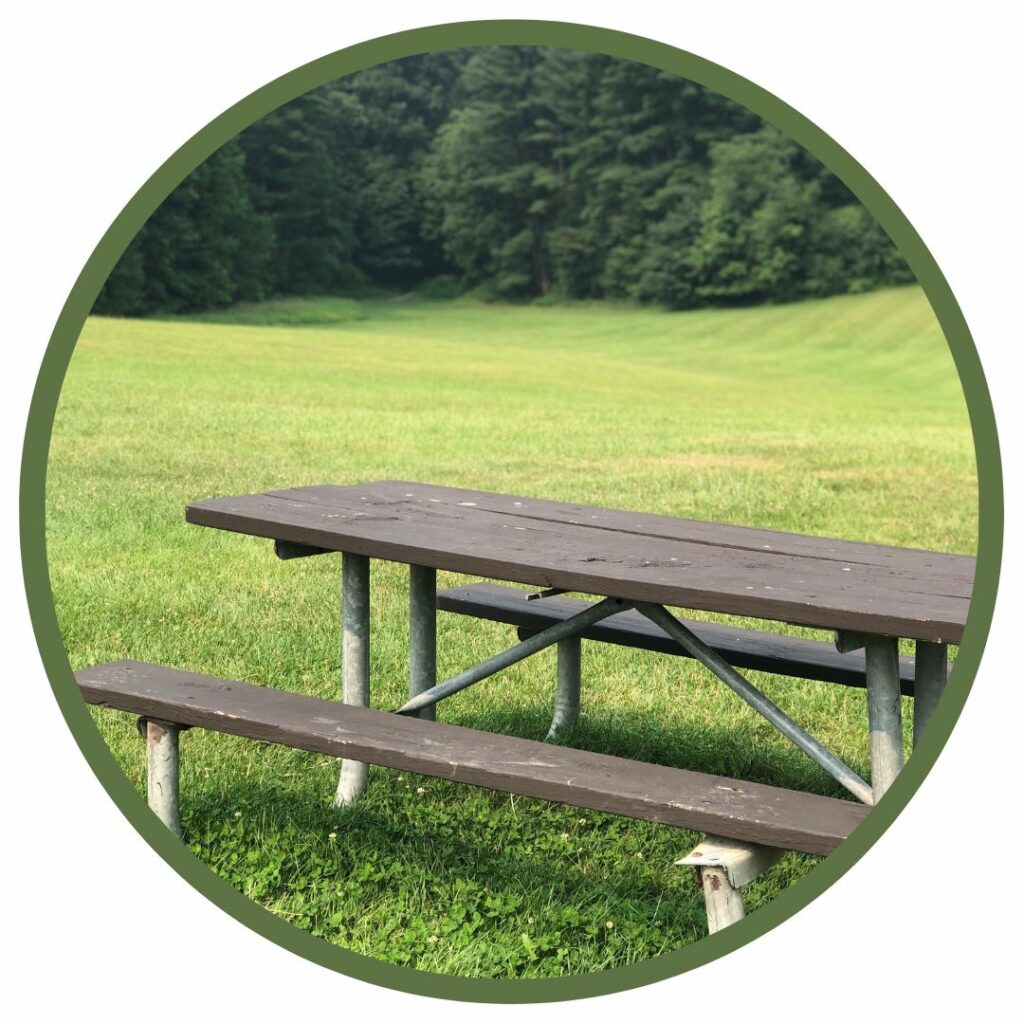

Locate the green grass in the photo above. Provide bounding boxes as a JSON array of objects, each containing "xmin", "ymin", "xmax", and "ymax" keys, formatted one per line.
[
  {"xmin": 47, "ymin": 286, "xmax": 976, "ymax": 977},
  {"xmin": 176, "ymin": 293, "xmax": 367, "ymax": 326}
]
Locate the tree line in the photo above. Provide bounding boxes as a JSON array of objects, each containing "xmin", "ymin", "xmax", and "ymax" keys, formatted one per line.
[{"xmin": 95, "ymin": 47, "xmax": 912, "ymax": 315}]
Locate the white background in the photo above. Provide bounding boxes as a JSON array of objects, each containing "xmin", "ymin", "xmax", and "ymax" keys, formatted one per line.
[{"xmin": 2, "ymin": 2, "xmax": 1019, "ymax": 1018}]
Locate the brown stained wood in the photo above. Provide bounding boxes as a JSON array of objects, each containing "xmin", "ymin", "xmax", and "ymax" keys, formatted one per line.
[
  {"xmin": 321, "ymin": 481, "xmax": 976, "ymax": 578},
  {"xmin": 186, "ymin": 481, "xmax": 974, "ymax": 643},
  {"xmin": 78, "ymin": 661, "xmax": 868, "ymax": 855},
  {"xmin": 437, "ymin": 582, "xmax": 920, "ymax": 695}
]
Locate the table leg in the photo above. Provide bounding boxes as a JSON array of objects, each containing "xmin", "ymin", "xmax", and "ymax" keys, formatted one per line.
[
  {"xmin": 409, "ymin": 564, "xmax": 437, "ymax": 722},
  {"xmin": 865, "ymin": 635, "xmax": 904, "ymax": 801},
  {"xmin": 546, "ymin": 637, "xmax": 581, "ymax": 741},
  {"xmin": 145, "ymin": 718, "xmax": 182, "ymax": 838},
  {"xmin": 913, "ymin": 641, "xmax": 948, "ymax": 746},
  {"xmin": 335, "ymin": 552, "xmax": 370, "ymax": 808}
]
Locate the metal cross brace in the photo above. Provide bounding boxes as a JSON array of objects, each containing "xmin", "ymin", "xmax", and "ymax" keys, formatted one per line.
[
  {"xmin": 394, "ymin": 594, "xmax": 630, "ymax": 716},
  {"xmin": 637, "ymin": 602, "xmax": 873, "ymax": 804}
]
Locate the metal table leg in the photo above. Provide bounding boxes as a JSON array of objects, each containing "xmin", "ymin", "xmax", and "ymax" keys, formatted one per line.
[
  {"xmin": 913, "ymin": 641, "xmax": 948, "ymax": 745},
  {"xmin": 546, "ymin": 636, "xmax": 581, "ymax": 741},
  {"xmin": 864, "ymin": 635, "xmax": 904, "ymax": 800},
  {"xmin": 335, "ymin": 552, "xmax": 370, "ymax": 808},
  {"xmin": 409, "ymin": 564, "xmax": 437, "ymax": 722}
]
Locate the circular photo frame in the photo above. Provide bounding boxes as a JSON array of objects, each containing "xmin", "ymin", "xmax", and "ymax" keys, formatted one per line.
[{"xmin": 22, "ymin": 19, "xmax": 1001, "ymax": 1002}]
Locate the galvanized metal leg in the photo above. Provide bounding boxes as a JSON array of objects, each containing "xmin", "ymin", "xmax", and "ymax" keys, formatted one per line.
[
  {"xmin": 913, "ymin": 641, "xmax": 948, "ymax": 746},
  {"xmin": 144, "ymin": 718, "xmax": 182, "ymax": 838},
  {"xmin": 335, "ymin": 552, "xmax": 370, "ymax": 808},
  {"xmin": 677, "ymin": 836, "xmax": 782, "ymax": 934},
  {"xmin": 409, "ymin": 564, "xmax": 437, "ymax": 722},
  {"xmin": 546, "ymin": 637, "xmax": 581, "ymax": 741},
  {"xmin": 865, "ymin": 635, "xmax": 904, "ymax": 800}
]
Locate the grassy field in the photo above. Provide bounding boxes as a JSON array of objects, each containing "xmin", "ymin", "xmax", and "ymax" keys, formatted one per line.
[{"xmin": 46, "ymin": 286, "xmax": 976, "ymax": 978}]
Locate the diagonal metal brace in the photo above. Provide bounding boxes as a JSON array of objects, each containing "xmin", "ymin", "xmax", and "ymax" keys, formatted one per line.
[
  {"xmin": 396, "ymin": 595, "xmax": 630, "ymax": 716},
  {"xmin": 637, "ymin": 603, "xmax": 873, "ymax": 805}
]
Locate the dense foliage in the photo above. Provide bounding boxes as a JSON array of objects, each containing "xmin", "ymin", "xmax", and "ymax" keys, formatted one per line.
[{"xmin": 95, "ymin": 47, "xmax": 911, "ymax": 315}]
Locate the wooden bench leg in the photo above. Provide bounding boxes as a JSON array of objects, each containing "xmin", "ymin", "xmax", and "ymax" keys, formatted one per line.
[
  {"xmin": 913, "ymin": 641, "xmax": 948, "ymax": 745},
  {"xmin": 336, "ymin": 552, "xmax": 370, "ymax": 808},
  {"xmin": 677, "ymin": 836, "xmax": 782, "ymax": 934},
  {"xmin": 546, "ymin": 636, "xmax": 581, "ymax": 741},
  {"xmin": 142, "ymin": 718, "xmax": 182, "ymax": 838},
  {"xmin": 864, "ymin": 635, "xmax": 904, "ymax": 800},
  {"xmin": 409, "ymin": 564, "xmax": 437, "ymax": 722}
]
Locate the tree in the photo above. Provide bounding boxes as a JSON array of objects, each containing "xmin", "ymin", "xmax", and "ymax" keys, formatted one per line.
[
  {"xmin": 689, "ymin": 128, "xmax": 818, "ymax": 304},
  {"xmin": 424, "ymin": 47, "xmax": 562, "ymax": 297},
  {"xmin": 339, "ymin": 52, "xmax": 466, "ymax": 285},
  {"xmin": 240, "ymin": 88, "xmax": 363, "ymax": 294},
  {"xmin": 94, "ymin": 139, "xmax": 273, "ymax": 314},
  {"xmin": 92, "ymin": 46, "xmax": 912, "ymax": 316}
]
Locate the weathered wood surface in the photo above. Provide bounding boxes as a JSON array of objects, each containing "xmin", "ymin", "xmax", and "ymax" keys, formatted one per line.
[
  {"xmin": 186, "ymin": 481, "xmax": 973, "ymax": 643},
  {"xmin": 78, "ymin": 661, "xmax": 868, "ymax": 854},
  {"xmin": 438, "ymin": 582, "xmax": 919, "ymax": 694}
]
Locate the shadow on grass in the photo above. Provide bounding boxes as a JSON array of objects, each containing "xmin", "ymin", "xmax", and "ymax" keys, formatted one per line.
[
  {"xmin": 178, "ymin": 703, "xmax": 848, "ymax": 879},
  {"xmin": 442, "ymin": 703, "xmax": 855, "ymax": 799},
  {"xmin": 171, "ymin": 707, "xmax": 845, "ymax": 964},
  {"xmin": 182, "ymin": 773, "xmax": 713, "ymax": 942}
]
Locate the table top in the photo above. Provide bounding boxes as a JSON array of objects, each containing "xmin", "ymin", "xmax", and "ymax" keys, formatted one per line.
[{"xmin": 186, "ymin": 480, "xmax": 975, "ymax": 643}]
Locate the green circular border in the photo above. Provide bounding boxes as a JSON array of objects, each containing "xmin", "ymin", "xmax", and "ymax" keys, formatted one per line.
[{"xmin": 20, "ymin": 19, "xmax": 1002, "ymax": 1003}]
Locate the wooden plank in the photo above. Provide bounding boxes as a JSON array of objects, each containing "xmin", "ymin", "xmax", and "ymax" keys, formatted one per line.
[
  {"xmin": 346, "ymin": 481, "xmax": 976, "ymax": 578},
  {"xmin": 78, "ymin": 661, "xmax": 868, "ymax": 855},
  {"xmin": 436, "ymin": 582, "xmax": 919, "ymax": 694},
  {"xmin": 186, "ymin": 481, "xmax": 973, "ymax": 643}
]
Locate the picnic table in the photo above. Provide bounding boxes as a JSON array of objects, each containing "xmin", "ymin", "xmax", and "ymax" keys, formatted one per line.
[
  {"xmin": 185, "ymin": 480, "xmax": 973, "ymax": 808},
  {"xmin": 77, "ymin": 478, "xmax": 974, "ymax": 935}
]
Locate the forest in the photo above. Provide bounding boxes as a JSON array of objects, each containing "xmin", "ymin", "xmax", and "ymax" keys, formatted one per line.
[{"xmin": 94, "ymin": 46, "xmax": 912, "ymax": 316}]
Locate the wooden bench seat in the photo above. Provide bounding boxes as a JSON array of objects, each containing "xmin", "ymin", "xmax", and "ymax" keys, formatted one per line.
[
  {"xmin": 436, "ymin": 582, "xmax": 918, "ymax": 694},
  {"xmin": 77, "ymin": 660, "xmax": 866, "ymax": 857}
]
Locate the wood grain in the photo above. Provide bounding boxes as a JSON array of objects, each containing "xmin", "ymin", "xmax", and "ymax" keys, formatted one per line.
[
  {"xmin": 78, "ymin": 660, "xmax": 868, "ymax": 855},
  {"xmin": 187, "ymin": 481, "xmax": 973, "ymax": 642}
]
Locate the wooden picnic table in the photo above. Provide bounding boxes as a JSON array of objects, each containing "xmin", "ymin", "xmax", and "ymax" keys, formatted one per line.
[
  {"xmin": 187, "ymin": 481, "xmax": 971, "ymax": 643},
  {"xmin": 186, "ymin": 481, "xmax": 974, "ymax": 807}
]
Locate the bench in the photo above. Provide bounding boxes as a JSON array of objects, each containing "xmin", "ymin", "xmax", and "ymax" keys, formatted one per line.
[
  {"xmin": 437, "ymin": 582, "xmax": 923, "ymax": 741},
  {"xmin": 77, "ymin": 660, "xmax": 868, "ymax": 933}
]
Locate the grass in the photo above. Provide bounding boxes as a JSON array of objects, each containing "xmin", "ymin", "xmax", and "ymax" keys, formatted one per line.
[
  {"xmin": 177, "ymin": 294, "xmax": 367, "ymax": 326},
  {"xmin": 46, "ymin": 286, "xmax": 976, "ymax": 977}
]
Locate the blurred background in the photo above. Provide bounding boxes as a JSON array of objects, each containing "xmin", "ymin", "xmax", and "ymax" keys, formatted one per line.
[{"xmin": 94, "ymin": 46, "xmax": 912, "ymax": 317}]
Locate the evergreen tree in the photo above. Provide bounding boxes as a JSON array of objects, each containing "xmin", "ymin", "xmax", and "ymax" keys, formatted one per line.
[
  {"xmin": 424, "ymin": 47, "xmax": 560, "ymax": 297},
  {"xmin": 94, "ymin": 139, "xmax": 272, "ymax": 314},
  {"xmin": 338, "ymin": 52, "xmax": 466, "ymax": 285},
  {"xmin": 92, "ymin": 45, "xmax": 912, "ymax": 317},
  {"xmin": 240, "ymin": 87, "xmax": 364, "ymax": 294}
]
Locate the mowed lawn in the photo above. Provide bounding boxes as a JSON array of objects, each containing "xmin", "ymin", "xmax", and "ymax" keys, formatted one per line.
[{"xmin": 46, "ymin": 286, "xmax": 977, "ymax": 977}]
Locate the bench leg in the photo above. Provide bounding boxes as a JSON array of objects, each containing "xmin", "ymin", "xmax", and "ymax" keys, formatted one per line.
[
  {"xmin": 865, "ymin": 635, "xmax": 904, "ymax": 800},
  {"xmin": 546, "ymin": 636, "xmax": 581, "ymax": 741},
  {"xmin": 913, "ymin": 641, "xmax": 948, "ymax": 746},
  {"xmin": 677, "ymin": 836, "xmax": 782, "ymax": 934},
  {"xmin": 409, "ymin": 564, "xmax": 437, "ymax": 722},
  {"xmin": 144, "ymin": 718, "xmax": 182, "ymax": 838},
  {"xmin": 700, "ymin": 868, "xmax": 745, "ymax": 932},
  {"xmin": 336, "ymin": 552, "xmax": 370, "ymax": 808}
]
